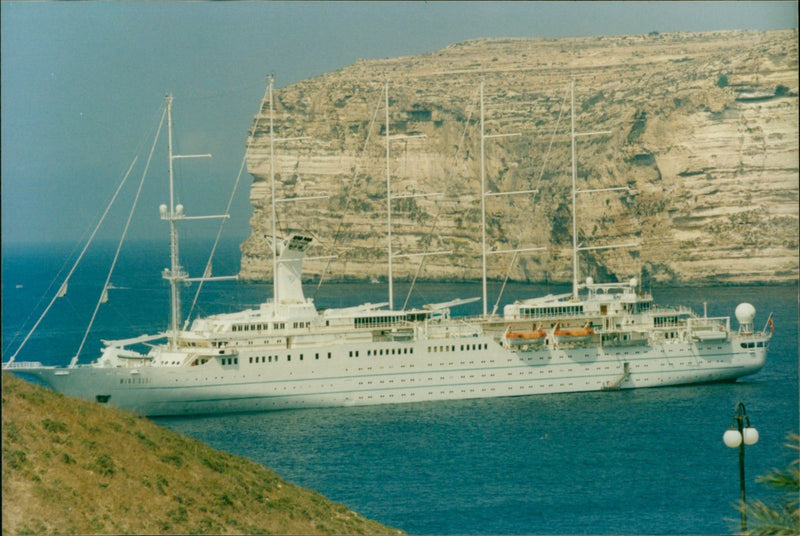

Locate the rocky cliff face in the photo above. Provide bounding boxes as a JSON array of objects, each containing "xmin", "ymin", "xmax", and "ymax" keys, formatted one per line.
[{"xmin": 241, "ymin": 30, "xmax": 798, "ymax": 286}]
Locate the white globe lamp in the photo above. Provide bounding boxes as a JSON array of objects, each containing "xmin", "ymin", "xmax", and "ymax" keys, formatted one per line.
[
  {"xmin": 742, "ymin": 426, "xmax": 759, "ymax": 445},
  {"xmin": 723, "ymin": 428, "xmax": 743, "ymax": 448}
]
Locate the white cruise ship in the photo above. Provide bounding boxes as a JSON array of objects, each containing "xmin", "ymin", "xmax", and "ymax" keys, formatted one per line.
[{"xmin": 5, "ymin": 80, "xmax": 771, "ymax": 416}]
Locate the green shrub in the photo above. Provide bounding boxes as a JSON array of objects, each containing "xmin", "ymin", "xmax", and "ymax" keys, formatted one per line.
[
  {"xmin": 93, "ymin": 453, "xmax": 116, "ymax": 476},
  {"xmin": 41, "ymin": 419, "xmax": 68, "ymax": 433},
  {"xmin": 8, "ymin": 449, "xmax": 28, "ymax": 469}
]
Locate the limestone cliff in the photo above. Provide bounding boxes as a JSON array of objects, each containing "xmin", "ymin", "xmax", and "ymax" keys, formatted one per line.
[{"xmin": 241, "ymin": 30, "xmax": 798, "ymax": 285}]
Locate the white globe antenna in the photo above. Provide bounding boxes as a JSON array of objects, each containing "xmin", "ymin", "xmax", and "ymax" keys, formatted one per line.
[{"xmin": 735, "ymin": 303, "xmax": 756, "ymax": 334}]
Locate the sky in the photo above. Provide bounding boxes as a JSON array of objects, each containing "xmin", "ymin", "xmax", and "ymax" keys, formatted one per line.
[{"xmin": 1, "ymin": 1, "xmax": 797, "ymax": 247}]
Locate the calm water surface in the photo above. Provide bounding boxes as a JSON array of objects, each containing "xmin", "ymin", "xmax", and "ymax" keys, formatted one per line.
[{"xmin": 3, "ymin": 242, "xmax": 797, "ymax": 534}]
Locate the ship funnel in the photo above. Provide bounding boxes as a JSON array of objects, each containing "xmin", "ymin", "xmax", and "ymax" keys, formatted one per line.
[
  {"xmin": 735, "ymin": 303, "xmax": 756, "ymax": 334},
  {"xmin": 275, "ymin": 234, "xmax": 312, "ymax": 304}
]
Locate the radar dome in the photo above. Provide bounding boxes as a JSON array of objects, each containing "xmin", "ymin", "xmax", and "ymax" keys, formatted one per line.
[{"xmin": 735, "ymin": 303, "xmax": 756, "ymax": 325}]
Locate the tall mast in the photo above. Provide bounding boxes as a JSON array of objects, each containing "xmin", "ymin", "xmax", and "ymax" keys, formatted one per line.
[
  {"xmin": 165, "ymin": 95, "xmax": 185, "ymax": 349},
  {"xmin": 478, "ymin": 80, "xmax": 528, "ymax": 316},
  {"xmin": 480, "ymin": 79, "xmax": 488, "ymax": 316},
  {"xmin": 385, "ymin": 80, "xmax": 394, "ymax": 310},
  {"xmin": 569, "ymin": 78, "xmax": 631, "ymax": 299},
  {"xmin": 161, "ymin": 95, "xmax": 212, "ymax": 349},
  {"xmin": 383, "ymin": 81, "xmax": 442, "ymax": 310},
  {"xmin": 269, "ymin": 75, "xmax": 280, "ymax": 312},
  {"xmin": 571, "ymin": 78, "xmax": 579, "ymax": 299}
]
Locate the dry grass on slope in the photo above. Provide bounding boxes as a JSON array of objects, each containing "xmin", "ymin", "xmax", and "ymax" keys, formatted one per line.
[{"xmin": 2, "ymin": 373, "xmax": 402, "ymax": 535}]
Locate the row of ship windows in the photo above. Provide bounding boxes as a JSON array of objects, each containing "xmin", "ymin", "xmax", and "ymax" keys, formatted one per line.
[
  {"xmin": 359, "ymin": 373, "xmax": 498, "ymax": 385},
  {"xmin": 353, "ymin": 364, "xmax": 628, "ymax": 383},
  {"xmin": 354, "ymin": 360, "xmax": 493, "ymax": 372},
  {"xmin": 354, "ymin": 313, "xmax": 428, "ymax": 328},
  {"xmin": 429, "ymin": 343, "xmax": 488, "ymax": 353},
  {"xmin": 741, "ymin": 341, "xmax": 766, "ymax": 348},
  {"xmin": 362, "ymin": 348, "xmax": 415, "ymax": 357},
  {"xmin": 231, "ymin": 322, "xmax": 281, "ymax": 332},
  {"xmin": 242, "ymin": 350, "xmax": 414, "ymax": 363},
  {"xmin": 234, "ymin": 344, "xmax": 488, "ymax": 364},
  {"xmin": 366, "ymin": 367, "xmax": 706, "ymax": 382},
  {"xmin": 119, "ymin": 377, "xmax": 151, "ymax": 384},
  {"xmin": 246, "ymin": 352, "xmax": 334, "ymax": 364},
  {"xmin": 520, "ymin": 350, "xmax": 645, "ymax": 361},
  {"xmin": 356, "ymin": 389, "xmax": 496, "ymax": 400},
  {"xmin": 230, "ymin": 321, "xmax": 312, "ymax": 332},
  {"xmin": 519, "ymin": 305, "xmax": 584, "ymax": 318},
  {"xmin": 353, "ymin": 382, "xmax": 595, "ymax": 400},
  {"xmin": 654, "ymin": 316, "xmax": 682, "ymax": 328}
]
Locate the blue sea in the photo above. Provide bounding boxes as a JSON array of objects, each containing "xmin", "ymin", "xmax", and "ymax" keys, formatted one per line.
[{"xmin": 3, "ymin": 239, "xmax": 798, "ymax": 535}]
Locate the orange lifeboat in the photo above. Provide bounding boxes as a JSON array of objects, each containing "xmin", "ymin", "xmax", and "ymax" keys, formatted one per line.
[
  {"xmin": 507, "ymin": 329, "xmax": 547, "ymax": 340},
  {"xmin": 553, "ymin": 323, "xmax": 594, "ymax": 338},
  {"xmin": 506, "ymin": 329, "xmax": 546, "ymax": 346}
]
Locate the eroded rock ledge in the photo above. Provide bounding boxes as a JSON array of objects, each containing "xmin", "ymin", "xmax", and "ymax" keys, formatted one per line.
[{"xmin": 242, "ymin": 30, "xmax": 798, "ymax": 286}]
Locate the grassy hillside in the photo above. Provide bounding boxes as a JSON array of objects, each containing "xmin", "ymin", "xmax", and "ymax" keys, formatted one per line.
[{"xmin": 2, "ymin": 373, "xmax": 401, "ymax": 535}]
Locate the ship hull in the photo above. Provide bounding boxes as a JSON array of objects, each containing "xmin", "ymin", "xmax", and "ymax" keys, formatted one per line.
[{"xmin": 13, "ymin": 334, "xmax": 767, "ymax": 417}]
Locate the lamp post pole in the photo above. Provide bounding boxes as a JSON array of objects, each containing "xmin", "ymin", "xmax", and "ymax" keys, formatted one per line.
[{"xmin": 722, "ymin": 401, "xmax": 759, "ymax": 533}]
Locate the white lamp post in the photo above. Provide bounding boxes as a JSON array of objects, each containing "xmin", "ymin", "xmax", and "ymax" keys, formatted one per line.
[{"xmin": 723, "ymin": 401, "xmax": 759, "ymax": 532}]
